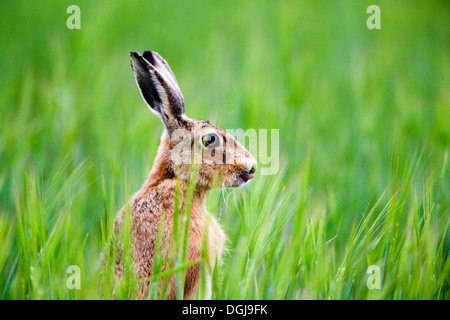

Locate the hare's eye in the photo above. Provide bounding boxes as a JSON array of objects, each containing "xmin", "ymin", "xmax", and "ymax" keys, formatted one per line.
[{"xmin": 202, "ymin": 133, "xmax": 221, "ymax": 148}]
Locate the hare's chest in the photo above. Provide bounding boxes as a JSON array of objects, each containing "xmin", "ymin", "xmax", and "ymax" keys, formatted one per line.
[
  {"xmin": 187, "ymin": 213, "xmax": 226, "ymax": 263},
  {"xmin": 185, "ymin": 214, "xmax": 225, "ymax": 299},
  {"xmin": 207, "ymin": 216, "xmax": 226, "ymax": 264}
]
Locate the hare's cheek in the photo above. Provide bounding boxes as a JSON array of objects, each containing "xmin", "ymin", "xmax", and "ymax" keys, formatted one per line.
[
  {"xmin": 202, "ymin": 147, "xmax": 225, "ymax": 166},
  {"xmin": 172, "ymin": 163, "xmax": 190, "ymax": 180}
]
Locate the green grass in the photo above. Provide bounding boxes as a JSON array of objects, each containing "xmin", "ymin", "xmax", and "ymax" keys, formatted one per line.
[{"xmin": 0, "ymin": 0, "xmax": 449, "ymax": 299}]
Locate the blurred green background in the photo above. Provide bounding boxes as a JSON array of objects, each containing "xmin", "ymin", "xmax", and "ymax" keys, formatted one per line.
[{"xmin": 0, "ymin": 0, "xmax": 449, "ymax": 299}]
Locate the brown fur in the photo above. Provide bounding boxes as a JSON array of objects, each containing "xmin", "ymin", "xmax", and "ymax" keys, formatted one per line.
[{"xmin": 108, "ymin": 51, "xmax": 256, "ymax": 300}]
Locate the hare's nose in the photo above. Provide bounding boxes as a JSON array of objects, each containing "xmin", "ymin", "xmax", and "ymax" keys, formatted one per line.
[{"xmin": 249, "ymin": 165, "xmax": 256, "ymax": 174}]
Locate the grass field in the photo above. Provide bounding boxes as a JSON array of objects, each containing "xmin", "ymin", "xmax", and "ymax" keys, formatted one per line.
[{"xmin": 0, "ymin": 0, "xmax": 449, "ymax": 299}]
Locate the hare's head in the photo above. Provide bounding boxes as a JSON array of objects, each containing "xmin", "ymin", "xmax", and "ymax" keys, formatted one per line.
[{"xmin": 130, "ymin": 50, "xmax": 256, "ymax": 190}]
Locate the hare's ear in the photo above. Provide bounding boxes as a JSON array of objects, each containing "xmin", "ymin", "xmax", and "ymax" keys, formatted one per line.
[{"xmin": 130, "ymin": 51, "xmax": 185, "ymax": 132}]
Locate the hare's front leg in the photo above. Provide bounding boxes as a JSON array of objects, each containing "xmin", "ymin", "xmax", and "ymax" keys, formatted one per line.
[
  {"xmin": 186, "ymin": 216, "xmax": 225, "ymax": 300},
  {"xmin": 190, "ymin": 259, "xmax": 215, "ymax": 300},
  {"xmin": 202, "ymin": 216, "xmax": 226, "ymax": 300}
]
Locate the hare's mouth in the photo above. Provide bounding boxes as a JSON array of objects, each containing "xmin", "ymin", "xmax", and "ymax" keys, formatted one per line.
[{"xmin": 232, "ymin": 169, "xmax": 256, "ymax": 187}]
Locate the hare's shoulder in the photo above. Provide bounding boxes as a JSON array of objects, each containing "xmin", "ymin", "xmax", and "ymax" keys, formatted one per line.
[
  {"xmin": 132, "ymin": 179, "xmax": 177, "ymax": 216},
  {"xmin": 113, "ymin": 179, "xmax": 176, "ymax": 232}
]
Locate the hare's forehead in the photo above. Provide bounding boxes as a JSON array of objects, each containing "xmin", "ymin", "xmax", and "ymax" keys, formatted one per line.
[
  {"xmin": 195, "ymin": 121, "xmax": 226, "ymax": 136},
  {"xmin": 174, "ymin": 120, "xmax": 235, "ymax": 142}
]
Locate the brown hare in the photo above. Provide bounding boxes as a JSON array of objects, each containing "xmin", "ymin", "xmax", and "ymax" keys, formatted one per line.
[{"xmin": 110, "ymin": 50, "xmax": 257, "ymax": 300}]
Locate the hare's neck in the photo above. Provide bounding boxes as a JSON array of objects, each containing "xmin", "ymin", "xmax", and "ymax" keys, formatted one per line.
[
  {"xmin": 190, "ymin": 189, "xmax": 209, "ymax": 221},
  {"xmin": 140, "ymin": 132, "xmax": 174, "ymax": 194}
]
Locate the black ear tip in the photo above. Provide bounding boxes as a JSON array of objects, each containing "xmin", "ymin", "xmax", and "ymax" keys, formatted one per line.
[
  {"xmin": 130, "ymin": 51, "xmax": 141, "ymax": 59},
  {"xmin": 142, "ymin": 50, "xmax": 155, "ymax": 65}
]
